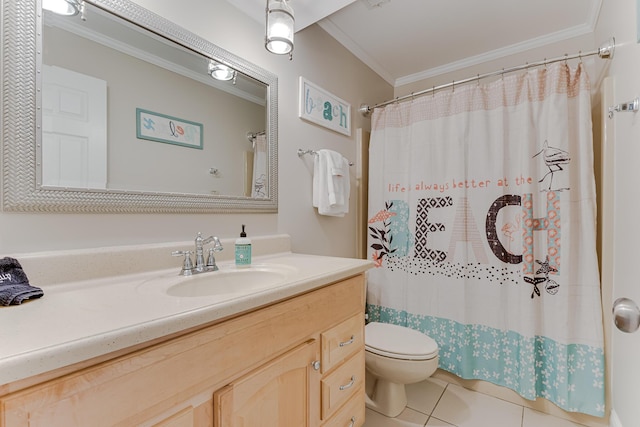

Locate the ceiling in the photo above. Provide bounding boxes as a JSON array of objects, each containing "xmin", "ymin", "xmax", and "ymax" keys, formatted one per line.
[{"xmin": 226, "ymin": 0, "xmax": 603, "ymax": 87}]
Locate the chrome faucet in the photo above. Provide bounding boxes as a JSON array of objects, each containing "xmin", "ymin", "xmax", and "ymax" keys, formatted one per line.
[
  {"xmin": 195, "ymin": 232, "xmax": 223, "ymax": 272},
  {"xmin": 172, "ymin": 232, "xmax": 223, "ymax": 276}
]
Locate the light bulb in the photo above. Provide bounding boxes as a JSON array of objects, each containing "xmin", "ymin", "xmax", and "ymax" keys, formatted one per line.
[{"xmin": 208, "ymin": 63, "xmax": 235, "ymax": 81}]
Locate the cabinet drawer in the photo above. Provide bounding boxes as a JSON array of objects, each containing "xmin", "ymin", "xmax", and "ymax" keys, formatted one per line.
[
  {"xmin": 321, "ymin": 351, "xmax": 365, "ymax": 420},
  {"xmin": 321, "ymin": 314, "xmax": 363, "ymax": 374},
  {"xmin": 320, "ymin": 386, "xmax": 364, "ymax": 427}
]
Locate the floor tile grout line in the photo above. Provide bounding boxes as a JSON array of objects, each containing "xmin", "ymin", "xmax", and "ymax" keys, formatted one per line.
[
  {"xmin": 427, "ymin": 415, "xmax": 459, "ymax": 427},
  {"xmin": 429, "ymin": 382, "xmax": 450, "ymax": 420},
  {"xmin": 405, "ymin": 381, "xmax": 450, "ymax": 416},
  {"xmin": 431, "ymin": 382, "xmax": 528, "ymax": 427}
]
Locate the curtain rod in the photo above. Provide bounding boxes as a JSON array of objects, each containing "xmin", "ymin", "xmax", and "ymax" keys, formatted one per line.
[{"xmin": 359, "ymin": 37, "xmax": 615, "ymax": 116}]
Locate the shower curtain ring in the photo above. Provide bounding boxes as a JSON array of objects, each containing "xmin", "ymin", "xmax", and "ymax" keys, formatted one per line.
[
  {"xmin": 564, "ymin": 53, "xmax": 569, "ymax": 64},
  {"xmin": 477, "ymin": 74, "xmax": 480, "ymax": 86},
  {"xmin": 579, "ymin": 51, "xmax": 583, "ymax": 63},
  {"xmin": 432, "ymin": 86, "xmax": 435, "ymax": 98}
]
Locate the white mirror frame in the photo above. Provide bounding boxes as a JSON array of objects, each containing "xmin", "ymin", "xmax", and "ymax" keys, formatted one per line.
[{"xmin": 1, "ymin": 0, "xmax": 278, "ymax": 213}]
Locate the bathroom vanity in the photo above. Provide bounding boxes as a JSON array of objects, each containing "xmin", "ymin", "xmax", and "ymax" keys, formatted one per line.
[{"xmin": 0, "ymin": 236, "xmax": 372, "ymax": 426}]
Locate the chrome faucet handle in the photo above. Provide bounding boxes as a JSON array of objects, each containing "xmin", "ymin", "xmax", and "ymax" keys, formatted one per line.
[
  {"xmin": 172, "ymin": 250, "xmax": 194, "ymax": 276},
  {"xmin": 206, "ymin": 248, "xmax": 219, "ymax": 271},
  {"xmin": 196, "ymin": 232, "xmax": 216, "ymax": 247},
  {"xmin": 211, "ymin": 236, "xmax": 223, "ymax": 252}
]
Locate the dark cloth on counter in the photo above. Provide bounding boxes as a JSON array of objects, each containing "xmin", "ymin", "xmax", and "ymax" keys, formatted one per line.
[{"xmin": 0, "ymin": 257, "xmax": 43, "ymax": 306}]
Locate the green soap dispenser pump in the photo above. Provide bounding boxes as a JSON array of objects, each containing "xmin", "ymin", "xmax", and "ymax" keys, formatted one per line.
[{"xmin": 235, "ymin": 224, "xmax": 252, "ymax": 268}]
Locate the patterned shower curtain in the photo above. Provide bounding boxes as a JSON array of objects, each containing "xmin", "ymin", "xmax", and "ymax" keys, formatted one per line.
[{"xmin": 366, "ymin": 63, "xmax": 605, "ymax": 416}]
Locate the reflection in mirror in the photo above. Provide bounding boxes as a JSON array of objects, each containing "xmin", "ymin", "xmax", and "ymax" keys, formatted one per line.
[
  {"xmin": 1, "ymin": 0, "xmax": 278, "ymax": 213},
  {"xmin": 43, "ymin": 4, "xmax": 266, "ymax": 197}
]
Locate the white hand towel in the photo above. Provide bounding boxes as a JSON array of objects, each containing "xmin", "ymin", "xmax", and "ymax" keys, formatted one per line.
[
  {"xmin": 251, "ymin": 134, "xmax": 268, "ymax": 198},
  {"xmin": 313, "ymin": 149, "xmax": 350, "ymax": 217},
  {"xmin": 312, "ymin": 152, "xmax": 324, "ymax": 208}
]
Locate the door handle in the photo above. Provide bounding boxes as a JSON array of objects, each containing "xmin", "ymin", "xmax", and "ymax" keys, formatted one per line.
[{"xmin": 613, "ymin": 297, "xmax": 640, "ymax": 333}]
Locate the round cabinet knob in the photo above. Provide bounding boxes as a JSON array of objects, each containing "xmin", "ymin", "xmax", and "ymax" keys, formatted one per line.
[
  {"xmin": 613, "ymin": 297, "xmax": 640, "ymax": 333},
  {"xmin": 311, "ymin": 360, "xmax": 321, "ymax": 371}
]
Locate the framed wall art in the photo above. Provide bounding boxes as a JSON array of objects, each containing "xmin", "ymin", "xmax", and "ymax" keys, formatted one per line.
[
  {"xmin": 298, "ymin": 77, "xmax": 351, "ymax": 136},
  {"xmin": 136, "ymin": 108, "xmax": 203, "ymax": 149}
]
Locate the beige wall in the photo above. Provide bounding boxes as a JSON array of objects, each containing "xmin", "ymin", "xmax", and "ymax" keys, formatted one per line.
[{"xmin": 0, "ymin": 0, "xmax": 392, "ymax": 255}]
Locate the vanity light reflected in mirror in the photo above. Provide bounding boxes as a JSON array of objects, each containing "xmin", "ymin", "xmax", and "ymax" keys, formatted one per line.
[
  {"xmin": 42, "ymin": 0, "xmax": 83, "ymax": 16},
  {"xmin": 208, "ymin": 61, "xmax": 237, "ymax": 83}
]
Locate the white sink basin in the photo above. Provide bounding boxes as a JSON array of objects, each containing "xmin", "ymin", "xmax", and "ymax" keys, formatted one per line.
[{"xmin": 137, "ymin": 264, "xmax": 298, "ymax": 298}]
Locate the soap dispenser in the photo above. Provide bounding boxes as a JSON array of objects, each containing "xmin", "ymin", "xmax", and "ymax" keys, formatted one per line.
[{"xmin": 235, "ymin": 224, "xmax": 252, "ymax": 268}]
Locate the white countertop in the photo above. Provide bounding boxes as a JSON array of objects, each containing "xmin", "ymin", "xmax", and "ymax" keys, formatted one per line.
[{"xmin": 0, "ymin": 251, "xmax": 372, "ymax": 387}]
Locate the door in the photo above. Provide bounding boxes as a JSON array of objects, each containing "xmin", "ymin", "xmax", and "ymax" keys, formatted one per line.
[
  {"xmin": 356, "ymin": 129, "xmax": 370, "ymax": 260},
  {"xmin": 42, "ymin": 65, "xmax": 107, "ymax": 189},
  {"xmin": 213, "ymin": 340, "xmax": 321, "ymax": 427},
  {"xmin": 604, "ymin": 74, "xmax": 640, "ymax": 426}
]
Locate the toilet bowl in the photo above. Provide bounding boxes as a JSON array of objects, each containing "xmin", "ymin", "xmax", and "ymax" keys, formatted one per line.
[{"xmin": 364, "ymin": 322, "xmax": 439, "ymax": 418}]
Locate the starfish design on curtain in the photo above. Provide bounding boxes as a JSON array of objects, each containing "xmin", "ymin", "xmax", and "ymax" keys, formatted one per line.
[
  {"xmin": 535, "ymin": 256, "xmax": 558, "ymax": 276},
  {"xmin": 535, "ymin": 256, "xmax": 560, "ymax": 295}
]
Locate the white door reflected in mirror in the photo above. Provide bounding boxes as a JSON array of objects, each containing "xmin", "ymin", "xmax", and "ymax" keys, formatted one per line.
[{"xmin": 42, "ymin": 64, "xmax": 107, "ymax": 189}]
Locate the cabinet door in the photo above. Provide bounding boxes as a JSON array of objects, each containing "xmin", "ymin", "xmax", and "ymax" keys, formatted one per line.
[{"xmin": 214, "ymin": 340, "xmax": 321, "ymax": 427}]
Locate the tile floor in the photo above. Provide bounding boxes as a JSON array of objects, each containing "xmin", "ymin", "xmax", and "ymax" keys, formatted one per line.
[{"xmin": 363, "ymin": 378, "xmax": 590, "ymax": 427}]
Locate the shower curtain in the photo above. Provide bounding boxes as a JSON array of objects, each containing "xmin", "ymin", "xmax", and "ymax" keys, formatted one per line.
[{"xmin": 366, "ymin": 63, "xmax": 605, "ymax": 416}]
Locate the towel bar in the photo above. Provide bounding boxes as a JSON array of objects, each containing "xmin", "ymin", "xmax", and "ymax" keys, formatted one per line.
[{"xmin": 297, "ymin": 149, "xmax": 353, "ymax": 166}]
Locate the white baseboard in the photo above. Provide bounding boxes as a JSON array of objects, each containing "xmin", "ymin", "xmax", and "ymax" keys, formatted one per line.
[{"xmin": 610, "ymin": 409, "xmax": 623, "ymax": 427}]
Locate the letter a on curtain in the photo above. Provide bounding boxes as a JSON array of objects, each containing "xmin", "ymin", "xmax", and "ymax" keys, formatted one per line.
[{"xmin": 367, "ymin": 62, "xmax": 605, "ymax": 416}]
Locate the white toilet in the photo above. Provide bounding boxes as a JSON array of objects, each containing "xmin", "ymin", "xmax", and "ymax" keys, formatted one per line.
[{"xmin": 364, "ymin": 322, "xmax": 439, "ymax": 417}]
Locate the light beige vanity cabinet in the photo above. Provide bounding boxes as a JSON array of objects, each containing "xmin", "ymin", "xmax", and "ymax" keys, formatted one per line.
[{"xmin": 0, "ymin": 275, "xmax": 365, "ymax": 427}]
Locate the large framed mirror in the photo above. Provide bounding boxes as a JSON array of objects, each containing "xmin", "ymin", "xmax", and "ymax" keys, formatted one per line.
[{"xmin": 1, "ymin": 0, "xmax": 278, "ymax": 213}]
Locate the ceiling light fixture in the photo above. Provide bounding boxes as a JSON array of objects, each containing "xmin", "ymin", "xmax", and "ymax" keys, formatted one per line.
[
  {"xmin": 208, "ymin": 62, "xmax": 237, "ymax": 83},
  {"xmin": 265, "ymin": 0, "xmax": 294, "ymax": 60},
  {"xmin": 42, "ymin": 0, "xmax": 83, "ymax": 16}
]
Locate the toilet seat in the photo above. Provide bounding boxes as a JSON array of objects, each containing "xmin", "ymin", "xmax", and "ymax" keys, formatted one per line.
[{"xmin": 365, "ymin": 322, "xmax": 438, "ymax": 360}]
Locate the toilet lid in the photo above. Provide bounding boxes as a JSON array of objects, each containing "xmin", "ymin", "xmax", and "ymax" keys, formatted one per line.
[{"xmin": 365, "ymin": 322, "xmax": 438, "ymax": 360}]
